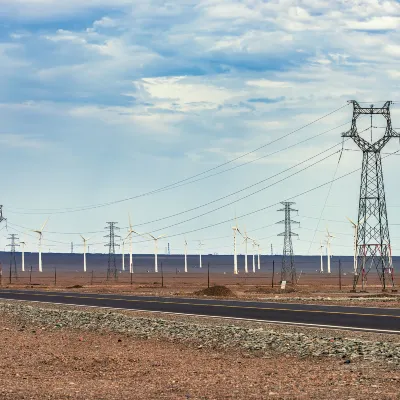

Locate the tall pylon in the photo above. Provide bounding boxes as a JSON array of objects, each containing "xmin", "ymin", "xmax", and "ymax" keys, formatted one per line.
[
  {"xmin": 0, "ymin": 205, "xmax": 6, "ymax": 226},
  {"xmin": 7, "ymin": 234, "xmax": 19, "ymax": 281},
  {"xmin": 105, "ymin": 222, "xmax": 120, "ymax": 280},
  {"xmin": 277, "ymin": 202, "xmax": 299, "ymax": 284},
  {"xmin": 343, "ymin": 101, "xmax": 399, "ymax": 292}
]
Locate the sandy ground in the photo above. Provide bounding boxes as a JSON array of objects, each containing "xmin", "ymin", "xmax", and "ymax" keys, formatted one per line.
[
  {"xmin": 0, "ymin": 314, "xmax": 399, "ymax": 400},
  {"xmin": 1, "ymin": 271, "xmax": 399, "ymax": 308}
]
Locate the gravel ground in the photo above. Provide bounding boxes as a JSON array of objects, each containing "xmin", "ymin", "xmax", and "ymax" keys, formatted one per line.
[
  {"xmin": 0, "ymin": 301, "xmax": 399, "ymax": 366},
  {"xmin": 1, "ymin": 316, "xmax": 399, "ymax": 400}
]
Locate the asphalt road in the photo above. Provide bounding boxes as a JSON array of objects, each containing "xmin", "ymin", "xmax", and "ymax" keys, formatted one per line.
[{"xmin": 0, "ymin": 289, "xmax": 399, "ymax": 333}]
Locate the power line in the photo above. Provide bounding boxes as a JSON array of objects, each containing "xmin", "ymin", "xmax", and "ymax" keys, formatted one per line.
[
  {"xmin": 7, "ymin": 105, "xmax": 349, "ymax": 215},
  {"xmin": 15, "ymin": 137, "xmax": 347, "ymax": 236},
  {"xmin": 124, "ymin": 149, "xmax": 342, "ymax": 236},
  {"xmin": 6, "ymin": 143, "xmax": 400, "ymax": 250},
  {"xmin": 149, "ymin": 147, "xmax": 400, "ymax": 242}
]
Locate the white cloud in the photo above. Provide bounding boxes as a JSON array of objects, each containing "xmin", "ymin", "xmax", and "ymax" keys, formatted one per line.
[
  {"xmin": 347, "ymin": 16, "xmax": 400, "ymax": 30},
  {"xmin": 200, "ymin": 2, "xmax": 261, "ymax": 20},
  {"xmin": 246, "ymin": 80, "xmax": 290, "ymax": 88},
  {"xmin": 136, "ymin": 76, "xmax": 240, "ymax": 112},
  {"xmin": 0, "ymin": 133, "xmax": 47, "ymax": 149}
]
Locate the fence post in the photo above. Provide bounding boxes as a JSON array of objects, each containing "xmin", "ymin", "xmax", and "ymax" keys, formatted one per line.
[
  {"xmin": 207, "ymin": 262, "xmax": 210, "ymax": 288},
  {"xmin": 161, "ymin": 262, "xmax": 164, "ymax": 288},
  {"xmin": 9, "ymin": 262, "xmax": 11, "ymax": 284},
  {"xmin": 91, "ymin": 270, "xmax": 94, "ymax": 286},
  {"xmin": 130, "ymin": 271, "xmax": 133, "ymax": 286},
  {"xmin": 29, "ymin": 266, "xmax": 32, "ymax": 284},
  {"xmin": 339, "ymin": 259, "xmax": 342, "ymax": 291},
  {"xmin": 272, "ymin": 260, "xmax": 275, "ymax": 288},
  {"xmin": 0, "ymin": 262, "xmax": 2, "ymax": 286},
  {"xmin": 54, "ymin": 267, "xmax": 57, "ymax": 286}
]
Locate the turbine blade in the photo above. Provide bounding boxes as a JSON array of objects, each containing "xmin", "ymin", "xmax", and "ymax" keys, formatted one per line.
[
  {"xmin": 41, "ymin": 217, "xmax": 49, "ymax": 232},
  {"xmin": 346, "ymin": 216, "xmax": 356, "ymax": 227},
  {"xmin": 128, "ymin": 212, "xmax": 133, "ymax": 231}
]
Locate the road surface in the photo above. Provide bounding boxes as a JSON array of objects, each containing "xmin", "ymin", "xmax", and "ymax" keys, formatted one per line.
[{"xmin": 0, "ymin": 289, "xmax": 399, "ymax": 333}]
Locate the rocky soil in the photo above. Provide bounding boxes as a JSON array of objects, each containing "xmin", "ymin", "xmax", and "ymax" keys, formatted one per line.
[{"xmin": 1, "ymin": 302, "xmax": 399, "ymax": 366}]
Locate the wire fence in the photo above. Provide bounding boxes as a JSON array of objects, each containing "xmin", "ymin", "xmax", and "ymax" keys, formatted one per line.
[{"xmin": 0, "ymin": 260, "xmax": 389, "ymax": 291}]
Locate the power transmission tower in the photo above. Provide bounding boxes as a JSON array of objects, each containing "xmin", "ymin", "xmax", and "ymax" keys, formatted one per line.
[
  {"xmin": 270, "ymin": 243, "xmax": 273, "ymax": 256},
  {"xmin": 71, "ymin": 242, "xmax": 73, "ymax": 254},
  {"xmin": 168, "ymin": 243, "xmax": 171, "ymax": 255},
  {"xmin": 277, "ymin": 202, "xmax": 299, "ymax": 284},
  {"xmin": 0, "ymin": 206, "xmax": 6, "ymax": 226},
  {"xmin": 343, "ymin": 101, "xmax": 399, "ymax": 292},
  {"xmin": 105, "ymin": 222, "xmax": 120, "ymax": 280},
  {"xmin": 7, "ymin": 234, "xmax": 19, "ymax": 281}
]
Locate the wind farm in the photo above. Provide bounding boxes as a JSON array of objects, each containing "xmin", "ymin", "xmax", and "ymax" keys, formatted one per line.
[{"xmin": 1, "ymin": 2, "xmax": 400, "ymax": 399}]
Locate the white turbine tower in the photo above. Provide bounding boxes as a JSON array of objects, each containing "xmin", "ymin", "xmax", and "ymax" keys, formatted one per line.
[
  {"xmin": 241, "ymin": 228, "xmax": 253, "ymax": 274},
  {"xmin": 147, "ymin": 233, "xmax": 166, "ymax": 273},
  {"xmin": 126, "ymin": 213, "xmax": 140, "ymax": 273},
  {"xmin": 20, "ymin": 240, "xmax": 26, "ymax": 272},
  {"xmin": 252, "ymin": 241, "xmax": 257, "ymax": 273},
  {"xmin": 199, "ymin": 241, "xmax": 204, "ymax": 269},
  {"xmin": 121, "ymin": 237, "xmax": 126, "ymax": 272},
  {"xmin": 257, "ymin": 243, "xmax": 261, "ymax": 270},
  {"xmin": 232, "ymin": 219, "xmax": 240, "ymax": 275},
  {"xmin": 184, "ymin": 238, "xmax": 188, "ymax": 273},
  {"xmin": 33, "ymin": 218, "xmax": 49, "ymax": 273},
  {"xmin": 326, "ymin": 228, "xmax": 335, "ymax": 274},
  {"xmin": 80, "ymin": 235, "xmax": 92, "ymax": 272},
  {"xmin": 346, "ymin": 216, "xmax": 365, "ymax": 276},
  {"xmin": 319, "ymin": 241, "xmax": 324, "ymax": 273}
]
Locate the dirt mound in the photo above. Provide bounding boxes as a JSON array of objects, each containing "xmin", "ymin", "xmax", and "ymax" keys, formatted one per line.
[
  {"xmin": 194, "ymin": 285, "xmax": 235, "ymax": 297},
  {"xmin": 66, "ymin": 284, "xmax": 83, "ymax": 289}
]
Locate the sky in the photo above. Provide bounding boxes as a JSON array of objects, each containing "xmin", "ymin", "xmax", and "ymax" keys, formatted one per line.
[{"xmin": 1, "ymin": 0, "xmax": 400, "ymax": 257}]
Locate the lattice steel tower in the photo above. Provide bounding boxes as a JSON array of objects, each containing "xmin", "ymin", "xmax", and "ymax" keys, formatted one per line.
[
  {"xmin": 343, "ymin": 101, "xmax": 399, "ymax": 292},
  {"xmin": 7, "ymin": 234, "xmax": 19, "ymax": 281},
  {"xmin": 0, "ymin": 206, "xmax": 6, "ymax": 226},
  {"xmin": 105, "ymin": 222, "xmax": 120, "ymax": 280},
  {"xmin": 277, "ymin": 202, "xmax": 299, "ymax": 284}
]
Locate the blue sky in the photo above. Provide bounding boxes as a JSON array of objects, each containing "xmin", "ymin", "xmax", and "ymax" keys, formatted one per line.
[{"xmin": 1, "ymin": 0, "xmax": 400, "ymax": 259}]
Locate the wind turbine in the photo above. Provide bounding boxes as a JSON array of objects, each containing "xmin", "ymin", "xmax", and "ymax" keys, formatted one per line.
[
  {"xmin": 80, "ymin": 235, "xmax": 92, "ymax": 272},
  {"xmin": 241, "ymin": 228, "xmax": 253, "ymax": 274},
  {"xmin": 20, "ymin": 240, "xmax": 26, "ymax": 272},
  {"xmin": 121, "ymin": 237, "xmax": 126, "ymax": 272},
  {"xmin": 199, "ymin": 241, "xmax": 204, "ymax": 269},
  {"xmin": 184, "ymin": 238, "xmax": 188, "ymax": 273},
  {"xmin": 346, "ymin": 216, "xmax": 365, "ymax": 276},
  {"xmin": 326, "ymin": 228, "xmax": 335, "ymax": 274},
  {"xmin": 257, "ymin": 243, "xmax": 261, "ymax": 270},
  {"xmin": 32, "ymin": 218, "xmax": 49, "ymax": 272},
  {"xmin": 146, "ymin": 233, "xmax": 166, "ymax": 273},
  {"xmin": 319, "ymin": 241, "xmax": 324, "ymax": 273},
  {"xmin": 126, "ymin": 213, "xmax": 140, "ymax": 274},
  {"xmin": 232, "ymin": 218, "xmax": 240, "ymax": 275},
  {"xmin": 252, "ymin": 241, "xmax": 257, "ymax": 273}
]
